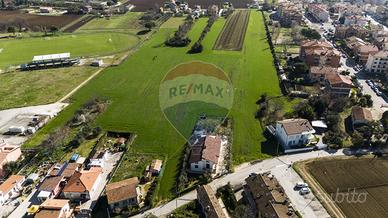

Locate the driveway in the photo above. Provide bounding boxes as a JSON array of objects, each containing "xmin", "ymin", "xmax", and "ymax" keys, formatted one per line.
[
  {"xmin": 80, "ymin": 152, "xmax": 122, "ymax": 210},
  {"xmin": 132, "ymin": 149, "xmax": 344, "ymax": 218}
]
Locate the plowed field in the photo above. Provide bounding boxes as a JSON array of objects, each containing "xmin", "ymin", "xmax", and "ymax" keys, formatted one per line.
[
  {"xmin": 213, "ymin": 10, "xmax": 250, "ymax": 51},
  {"xmin": 306, "ymin": 157, "xmax": 388, "ymax": 218}
]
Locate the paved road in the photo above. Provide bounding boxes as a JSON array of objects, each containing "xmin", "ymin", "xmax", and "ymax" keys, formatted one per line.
[
  {"xmin": 133, "ymin": 149, "xmax": 344, "ymax": 218},
  {"xmin": 8, "ymin": 188, "xmax": 39, "ymax": 218}
]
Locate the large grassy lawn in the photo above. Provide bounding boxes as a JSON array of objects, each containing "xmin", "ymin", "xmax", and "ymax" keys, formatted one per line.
[
  {"xmin": 77, "ymin": 12, "xmax": 143, "ymax": 31},
  {"xmin": 23, "ymin": 11, "xmax": 282, "ymax": 202},
  {"xmin": 0, "ymin": 66, "xmax": 96, "ymax": 110},
  {"xmin": 0, "ymin": 32, "xmax": 139, "ymax": 69}
]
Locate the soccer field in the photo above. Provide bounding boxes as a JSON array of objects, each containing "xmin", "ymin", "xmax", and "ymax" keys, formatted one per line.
[
  {"xmin": 24, "ymin": 11, "xmax": 282, "ymax": 202},
  {"xmin": 0, "ymin": 32, "xmax": 139, "ymax": 69}
]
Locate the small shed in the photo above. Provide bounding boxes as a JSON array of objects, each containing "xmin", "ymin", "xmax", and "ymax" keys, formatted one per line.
[
  {"xmin": 311, "ymin": 120, "xmax": 327, "ymax": 134},
  {"xmin": 26, "ymin": 173, "xmax": 40, "ymax": 184},
  {"xmin": 70, "ymin": 153, "xmax": 80, "ymax": 162}
]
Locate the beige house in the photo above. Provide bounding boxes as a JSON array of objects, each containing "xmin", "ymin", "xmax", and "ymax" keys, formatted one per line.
[
  {"xmin": 106, "ymin": 177, "xmax": 141, "ymax": 210},
  {"xmin": 35, "ymin": 199, "xmax": 72, "ymax": 218},
  {"xmin": 0, "ymin": 140, "xmax": 22, "ymax": 178}
]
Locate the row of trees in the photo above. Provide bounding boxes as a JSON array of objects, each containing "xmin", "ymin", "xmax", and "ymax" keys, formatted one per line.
[
  {"xmin": 165, "ymin": 17, "xmax": 193, "ymax": 47},
  {"xmin": 188, "ymin": 14, "xmax": 218, "ymax": 54}
]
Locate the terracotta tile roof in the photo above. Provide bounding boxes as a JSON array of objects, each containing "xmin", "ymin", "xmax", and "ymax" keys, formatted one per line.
[
  {"xmin": 277, "ymin": 119, "xmax": 314, "ymax": 135},
  {"xmin": 63, "ymin": 168, "xmax": 101, "ymax": 193},
  {"xmin": 310, "ymin": 66, "xmax": 338, "ymax": 75},
  {"xmin": 372, "ymin": 50, "xmax": 388, "ymax": 58},
  {"xmin": 202, "ymin": 135, "xmax": 222, "ymax": 164},
  {"xmin": 358, "ymin": 45, "xmax": 379, "ymax": 53},
  {"xmin": 301, "ymin": 40, "xmax": 332, "ymax": 49},
  {"xmin": 40, "ymin": 199, "xmax": 69, "ymax": 210},
  {"xmin": 326, "ymin": 74, "xmax": 353, "ymax": 87},
  {"xmin": 34, "ymin": 209, "xmax": 61, "ymax": 218},
  {"xmin": 106, "ymin": 177, "xmax": 139, "ymax": 205},
  {"xmin": 61, "ymin": 163, "xmax": 79, "ymax": 178},
  {"xmin": 197, "ymin": 185, "xmax": 227, "ymax": 218},
  {"xmin": 0, "ymin": 175, "xmax": 24, "ymax": 194},
  {"xmin": 352, "ymin": 106, "xmax": 373, "ymax": 122},
  {"xmin": 38, "ymin": 176, "xmax": 62, "ymax": 192},
  {"xmin": 188, "ymin": 136, "xmax": 206, "ymax": 164}
]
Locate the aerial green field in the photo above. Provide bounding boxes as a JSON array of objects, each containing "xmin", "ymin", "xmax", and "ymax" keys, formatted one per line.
[
  {"xmin": 77, "ymin": 12, "xmax": 143, "ymax": 31},
  {"xmin": 0, "ymin": 66, "xmax": 96, "ymax": 110},
  {"xmin": 0, "ymin": 32, "xmax": 139, "ymax": 69},
  {"xmin": 160, "ymin": 17, "xmax": 186, "ymax": 29},
  {"xmin": 24, "ymin": 11, "xmax": 282, "ymax": 202}
]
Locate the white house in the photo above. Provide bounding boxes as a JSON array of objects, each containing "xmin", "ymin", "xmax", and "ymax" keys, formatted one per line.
[
  {"xmin": 365, "ymin": 50, "xmax": 388, "ymax": 74},
  {"xmin": 275, "ymin": 119, "xmax": 315, "ymax": 149},
  {"xmin": 189, "ymin": 135, "xmax": 226, "ymax": 174},
  {"xmin": 0, "ymin": 175, "xmax": 25, "ymax": 205}
]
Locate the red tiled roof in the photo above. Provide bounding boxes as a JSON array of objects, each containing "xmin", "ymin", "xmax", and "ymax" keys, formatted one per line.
[
  {"xmin": 106, "ymin": 177, "xmax": 139, "ymax": 205},
  {"xmin": 202, "ymin": 135, "xmax": 222, "ymax": 164}
]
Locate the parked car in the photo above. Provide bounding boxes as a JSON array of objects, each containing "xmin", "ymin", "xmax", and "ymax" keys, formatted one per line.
[
  {"xmin": 295, "ymin": 182, "xmax": 309, "ymax": 189},
  {"xmin": 299, "ymin": 187, "xmax": 311, "ymax": 195}
]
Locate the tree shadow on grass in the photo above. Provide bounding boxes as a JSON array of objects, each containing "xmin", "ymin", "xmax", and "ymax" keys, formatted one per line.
[
  {"xmin": 137, "ymin": 29, "xmax": 151, "ymax": 35},
  {"xmin": 261, "ymin": 136, "xmax": 282, "ymax": 156}
]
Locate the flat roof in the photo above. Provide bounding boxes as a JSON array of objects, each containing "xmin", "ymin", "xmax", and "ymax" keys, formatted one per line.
[{"xmin": 32, "ymin": 53, "xmax": 70, "ymax": 62}]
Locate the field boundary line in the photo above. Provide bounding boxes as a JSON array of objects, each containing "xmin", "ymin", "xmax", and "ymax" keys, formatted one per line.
[
  {"xmin": 57, "ymin": 67, "xmax": 105, "ymax": 103},
  {"xmin": 294, "ymin": 159, "xmax": 345, "ymax": 218}
]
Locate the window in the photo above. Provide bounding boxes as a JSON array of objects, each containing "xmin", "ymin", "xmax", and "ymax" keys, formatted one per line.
[
  {"xmin": 206, "ymin": 163, "xmax": 210, "ymax": 168},
  {"xmin": 194, "ymin": 165, "xmax": 198, "ymax": 168}
]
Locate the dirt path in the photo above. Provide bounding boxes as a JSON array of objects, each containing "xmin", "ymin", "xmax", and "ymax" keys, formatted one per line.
[
  {"xmin": 295, "ymin": 159, "xmax": 345, "ymax": 218},
  {"xmin": 57, "ymin": 67, "xmax": 105, "ymax": 103}
]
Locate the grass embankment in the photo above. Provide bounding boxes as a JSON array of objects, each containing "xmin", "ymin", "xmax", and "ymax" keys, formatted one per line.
[{"xmin": 23, "ymin": 11, "xmax": 284, "ymax": 202}]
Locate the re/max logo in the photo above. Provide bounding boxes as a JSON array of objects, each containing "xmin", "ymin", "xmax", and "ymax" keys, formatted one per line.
[{"xmin": 169, "ymin": 83, "xmax": 225, "ymax": 98}]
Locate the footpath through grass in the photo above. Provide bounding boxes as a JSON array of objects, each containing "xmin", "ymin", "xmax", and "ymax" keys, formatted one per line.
[
  {"xmin": 23, "ymin": 11, "xmax": 282, "ymax": 202},
  {"xmin": 0, "ymin": 32, "xmax": 139, "ymax": 69}
]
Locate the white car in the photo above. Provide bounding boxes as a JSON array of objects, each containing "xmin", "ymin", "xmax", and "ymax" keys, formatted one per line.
[
  {"xmin": 295, "ymin": 182, "xmax": 309, "ymax": 189},
  {"xmin": 299, "ymin": 187, "xmax": 311, "ymax": 195}
]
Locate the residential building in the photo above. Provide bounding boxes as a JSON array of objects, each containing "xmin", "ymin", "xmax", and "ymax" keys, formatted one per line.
[
  {"xmin": 35, "ymin": 199, "xmax": 72, "ymax": 218},
  {"xmin": 189, "ymin": 135, "xmax": 226, "ymax": 174},
  {"xmin": 275, "ymin": 119, "xmax": 315, "ymax": 148},
  {"xmin": 0, "ymin": 140, "xmax": 22, "ymax": 178},
  {"xmin": 275, "ymin": 1, "xmax": 303, "ymax": 27},
  {"xmin": 243, "ymin": 173, "xmax": 297, "ymax": 218},
  {"xmin": 300, "ymin": 40, "xmax": 341, "ymax": 67},
  {"xmin": 325, "ymin": 74, "xmax": 353, "ymax": 96},
  {"xmin": 0, "ymin": 175, "xmax": 25, "ymax": 205},
  {"xmin": 62, "ymin": 167, "xmax": 102, "ymax": 201},
  {"xmin": 345, "ymin": 36, "xmax": 367, "ymax": 53},
  {"xmin": 308, "ymin": 3, "xmax": 329, "ymax": 22},
  {"xmin": 105, "ymin": 177, "xmax": 141, "ymax": 210},
  {"xmin": 344, "ymin": 15, "xmax": 368, "ymax": 26},
  {"xmin": 37, "ymin": 176, "xmax": 63, "ymax": 202},
  {"xmin": 334, "ymin": 25, "xmax": 369, "ymax": 40},
  {"xmin": 309, "ymin": 66, "xmax": 338, "ymax": 81},
  {"xmin": 366, "ymin": 50, "xmax": 388, "ymax": 73},
  {"xmin": 197, "ymin": 185, "xmax": 227, "ymax": 218},
  {"xmin": 351, "ymin": 106, "xmax": 373, "ymax": 126},
  {"xmin": 61, "ymin": 162, "xmax": 80, "ymax": 180},
  {"xmin": 356, "ymin": 44, "xmax": 379, "ymax": 64}
]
